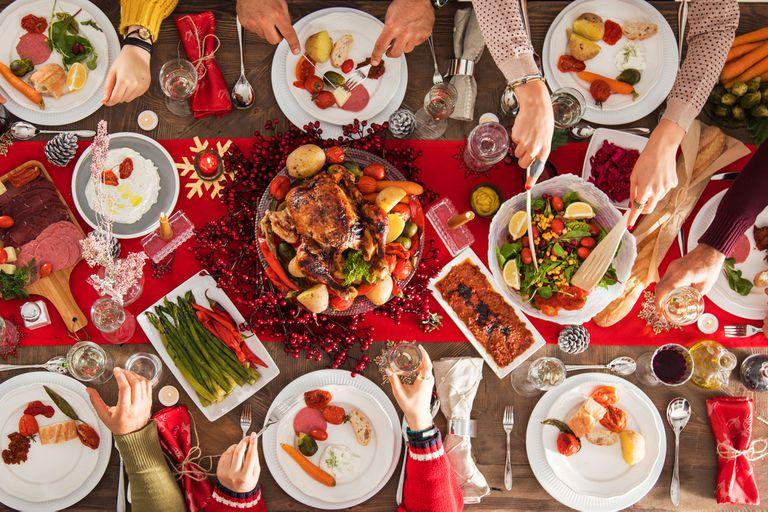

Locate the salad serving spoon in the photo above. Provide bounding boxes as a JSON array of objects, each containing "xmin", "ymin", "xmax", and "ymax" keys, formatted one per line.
[
  {"xmin": 10, "ymin": 121, "xmax": 95, "ymax": 140},
  {"xmin": 667, "ymin": 397, "xmax": 691, "ymax": 507},
  {"xmin": 564, "ymin": 356, "xmax": 637, "ymax": 376},
  {"xmin": 0, "ymin": 356, "xmax": 67, "ymax": 374},
  {"xmin": 569, "ymin": 122, "xmax": 650, "ymax": 140}
]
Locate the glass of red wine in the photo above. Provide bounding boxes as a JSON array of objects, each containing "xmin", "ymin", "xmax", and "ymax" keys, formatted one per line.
[{"xmin": 636, "ymin": 343, "xmax": 694, "ymax": 387}]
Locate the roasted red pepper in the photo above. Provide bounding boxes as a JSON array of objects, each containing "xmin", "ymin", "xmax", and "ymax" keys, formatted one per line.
[
  {"xmin": 408, "ymin": 196, "xmax": 425, "ymax": 231},
  {"xmin": 259, "ymin": 240, "xmax": 299, "ymax": 291}
]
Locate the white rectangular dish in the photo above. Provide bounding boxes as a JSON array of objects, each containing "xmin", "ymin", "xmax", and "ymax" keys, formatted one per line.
[
  {"xmin": 137, "ymin": 271, "xmax": 280, "ymax": 421},
  {"xmin": 428, "ymin": 248, "xmax": 546, "ymax": 378}
]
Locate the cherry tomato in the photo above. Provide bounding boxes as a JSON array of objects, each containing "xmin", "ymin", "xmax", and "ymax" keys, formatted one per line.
[
  {"xmin": 322, "ymin": 405, "xmax": 346, "ymax": 425},
  {"xmin": 551, "ymin": 196, "xmax": 564, "ymax": 212},
  {"xmin": 363, "ymin": 163, "xmax": 386, "ymax": 180},
  {"xmin": 590, "ymin": 386, "xmax": 618, "ymax": 406},
  {"xmin": 118, "ymin": 157, "xmax": 133, "ymax": 179},
  {"xmin": 329, "ymin": 295, "xmax": 354, "ymax": 311},
  {"xmin": 556, "ymin": 432, "xmax": 581, "ymax": 456},
  {"xmin": 18, "ymin": 414, "xmax": 38, "ymax": 437},
  {"xmin": 304, "ymin": 75, "xmax": 324, "ymax": 94},
  {"xmin": 551, "ymin": 218, "xmax": 565, "ymax": 235},
  {"xmin": 589, "ymin": 79, "xmax": 612, "ymax": 103},
  {"xmin": 588, "ymin": 222, "xmax": 601, "ymax": 236},
  {"xmin": 521, "ymin": 247, "xmax": 533, "ymax": 265},
  {"xmin": 39, "ymin": 262, "xmax": 53, "ymax": 277},
  {"xmin": 580, "ymin": 237, "xmax": 596, "ymax": 248},
  {"xmin": 325, "ymin": 146, "xmax": 345, "ymax": 164},
  {"xmin": 383, "ymin": 254, "xmax": 398, "ymax": 273},
  {"xmin": 313, "ymin": 91, "xmax": 336, "ymax": 109},
  {"xmin": 340, "ymin": 59, "xmax": 354, "ymax": 74},
  {"xmin": 304, "ymin": 389, "xmax": 332, "ymax": 409},
  {"xmin": 557, "ymin": 54, "xmax": 586, "ymax": 73},
  {"xmin": 309, "ymin": 429, "xmax": 328, "ymax": 441},
  {"xmin": 269, "ymin": 175, "xmax": 291, "ymax": 201},
  {"xmin": 357, "ymin": 175, "xmax": 378, "ymax": 194},
  {"xmin": 603, "ymin": 20, "xmax": 623, "ymax": 45},
  {"xmin": 531, "ymin": 226, "xmax": 540, "ymax": 239},
  {"xmin": 577, "ymin": 247, "xmax": 591, "ymax": 260},
  {"xmin": 600, "ymin": 405, "xmax": 627, "ymax": 433},
  {"xmin": 393, "ymin": 259, "xmax": 414, "ymax": 280},
  {"xmin": 391, "ymin": 203, "xmax": 411, "ymax": 221},
  {"xmin": 0, "ymin": 249, "xmax": 7, "ymax": 265},
  {"xmin": 0, "ymin": 216, "xmax": 14, "ymax": 228}
]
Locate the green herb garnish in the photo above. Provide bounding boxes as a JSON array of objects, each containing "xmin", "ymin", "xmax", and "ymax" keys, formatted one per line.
[
  {"xmin": 342, "ymin": 250, "xmax": 374, "ymax": 286},
  {"xmin": 48, "ymin": 1, "xmax": 98, "ymax": 70},
  {"xmin": 723, "ymin": 258, "xmax": 753, "ymax": 296},
  {"xmin": 81, "ymin": 19, "xmax": 102, "ymax": 32},
  {"xmin": 44, "ymin": 385, "xmax": 80, "ymax": 421},
  {"xmin": 0, "ymin": 261, "xmax": 34, "ymax": 300}
]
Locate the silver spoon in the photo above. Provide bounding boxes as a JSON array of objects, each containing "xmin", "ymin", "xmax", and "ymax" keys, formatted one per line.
[
  {"xmin": 564, "ymin": 356, "xmax": 637, "ymax": 376},
  {"xmin": 10, "ymin": 121, "xmax": 95, "ymax": 140},
  {"xmin": 0, "ymin": 356, "xmax": 67, "ymax": 374},
  {"xmin": 231, "ymin": 17, "xmax": 254, "ymax": 109},
  {"xmin": 427, "ymin": 35, "xmax": 443, "ymax": 85},
  {"xmin": 569, "ymin": 122, "xmax": 650, "ymax": 141},
  {"xmin": 667, "ymin": 397, "xmax": 691, "ymax": 507}
]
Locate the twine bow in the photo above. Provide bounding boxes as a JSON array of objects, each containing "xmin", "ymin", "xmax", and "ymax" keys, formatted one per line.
[
  {"xmin": 176, "ymin": 14, "xmax": 221, "ymax": 81},
  {"xmin": 717, "ymin": 438, "xmax": 768, "ymax": 462}
]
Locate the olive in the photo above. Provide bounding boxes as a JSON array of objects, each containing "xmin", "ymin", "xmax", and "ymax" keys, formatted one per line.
[
  {"xmin": 395, "ymin": 236, "xmax": 412, "ymax": 250},
  {"xmin": 402, "ymin": 222, "xmax": 418, "ymax": 238}
]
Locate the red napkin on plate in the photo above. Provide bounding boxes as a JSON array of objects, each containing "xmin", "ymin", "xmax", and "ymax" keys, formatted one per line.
[
  {"xmin": 174, "ymin": 12, "xmax": 232, "ymax": 119},
  {"xmin": 706, "ymin": 396, "xmax": 760, "ymax": 505},
  {"xmin": 153, "ymin": 405, "xmax": 213, "ymax": 512}
]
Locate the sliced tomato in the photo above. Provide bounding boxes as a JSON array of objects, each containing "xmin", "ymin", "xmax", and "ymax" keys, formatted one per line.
[
  {"xmin": 600, "ymin": 405, "xmax": 627, "ymax": 433},
  {"xmin": 557, "ymin": 54, "xmax": 586, "ymax": 73},
  {"xmin": 329, "ymin": 295, "xmax": 354, "ymax": 311},
  {"xmin": 321, "ymin": 405, "xmax": 346, "ymax": 425},
  {"xmin": 295, "ymin": 56, "xmax": 315, "ymax": 82},
  {"xmin": 603, "ymin": 20, "xmax": 623, "ymax": 45},
  {"xmin": 556, "ymin": 432, "xmax": 581, "ymax": 456},
  {"xmin": 304, "ymin": 389, "xmax": 332, "ymax": 409}
]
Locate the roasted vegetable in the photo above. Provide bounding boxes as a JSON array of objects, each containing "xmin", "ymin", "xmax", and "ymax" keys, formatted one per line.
[
  {"xmin": 731, "ymin": 81, "xmax": 749, "ymax": 96},
  {"xmin": 751, "ymin": 104, "xmax": 768, "ymax": 117},
  {"xmin": 616, "ymin": 68, "xmax": 642, "ymax": 86},
  {"xmin": 305, "ymin": 31, "xmax": 332, "ymax": 63},
  {"xmin": 296, "ymin": 433, "xmax": 318, "ymax": 456},
  {"xmin": 721, "ymin": 92, "xmax": 737, "ymax": 105},
  {"xmin": 10, "ymin": 58, "xmax": 34, "ymax": 77},
  {"xmin": 712, "ymin": 104, "xmax": 730, "ymax": 117},
  {"xmin": 740, "ymin": 91, "xmax": 761, "ymax": 109},
  {"xmin": 732, "ymin": 105, "xmax": 747, "ymax": 120},
  {"xmin": 747, "ymin": 76, "xmax": 762, "ymax": 92}
]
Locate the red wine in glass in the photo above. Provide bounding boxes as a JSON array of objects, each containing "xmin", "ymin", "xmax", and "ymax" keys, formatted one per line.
[{"xmin": 652, "ymin": 344, "xmax": 692, "ymax": 385}]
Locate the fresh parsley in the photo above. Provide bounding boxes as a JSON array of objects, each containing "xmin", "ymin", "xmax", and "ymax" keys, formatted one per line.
[
  {"xmin": 723, "ymin": 258, "xmax": 753, "ymax": 296},
  {"xmin": 0, "ymin": 262, "xmax": 34, "ymax": 300},
  {"xmin": 81, "ymin": 19, "xmax": 102, "ymax": 32},
  {"xmin": 342, "ymin": 250, "xmax": 374, "ymax": 286}
]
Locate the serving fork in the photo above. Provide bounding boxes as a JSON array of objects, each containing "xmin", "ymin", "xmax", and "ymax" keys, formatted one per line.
[
  {"xmin": 343, "ymin": 64, "xmax": 372, "ymax": 93},
  {"xmin": 255, "ymin": 397, "xmax": 297, "ymax": 437},
  {"xmin": 503, "ymin": 405, "xmax": 514, "ymax": 491},
  {"xmin": 239, "ymin": 403, "xmax": 252, "ymax": 437},
  {"xmin": 724, "ymin": 324, "xmax": 764, "ymax": 338}
]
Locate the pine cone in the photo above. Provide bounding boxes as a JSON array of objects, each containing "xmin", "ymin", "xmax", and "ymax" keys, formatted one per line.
[
  {"xmin": 388, "ymin": 109, "xmax": 415, "ymax": 138},
  {"xmin": 558, "ymin": 325, "xmax": 590, "ymax": 355},
  {"xmin": 44, "ymin": 133, "xmax": 78, "ymax": 167}
]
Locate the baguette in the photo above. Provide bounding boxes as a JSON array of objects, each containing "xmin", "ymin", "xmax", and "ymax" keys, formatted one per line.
[
  {"xmin": 347, "ymin": 409, "xmax": 373, "ymax": 446},
  {"xmin": 331, "ymin": 35, "xmax": 354, "ymax": 68}
]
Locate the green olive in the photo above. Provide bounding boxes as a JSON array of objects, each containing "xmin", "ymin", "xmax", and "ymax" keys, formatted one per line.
[
  {"xmin": 323, "ymin": 71, "xmax": 345, "ymax": 87},
  {"xmin": 395, "ymin": 236, "xmax": 412, "ymax": 250},
  {"xmin": 402, "ymin": 222, "xmax": 418, "ymax": 238}
]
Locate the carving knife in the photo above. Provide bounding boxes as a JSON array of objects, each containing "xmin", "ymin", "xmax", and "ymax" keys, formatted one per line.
[{"xmin": 525, "ymin": 160, "xmax": 546, "ymax": 272}]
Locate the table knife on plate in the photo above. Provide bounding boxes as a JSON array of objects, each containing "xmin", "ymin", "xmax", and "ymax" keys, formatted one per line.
[{"xmin": 710, "ymin": 172, "xmax": 738, "ymax": 181}]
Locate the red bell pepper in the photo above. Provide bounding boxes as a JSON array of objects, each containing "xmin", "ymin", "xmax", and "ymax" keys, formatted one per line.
[
  {"xmin": 408, "ymin": 196, "xmax": 425, "ymax": 231},
  {"xmin": 259, "ymin": 240, "xmax": 299, "ymax": 291},
  {"xmin": 386, "ymin": 242, "xmax": 411, "ymax": 259}
]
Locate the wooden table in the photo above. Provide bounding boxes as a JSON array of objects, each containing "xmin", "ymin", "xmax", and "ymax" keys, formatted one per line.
[{"xmin": 1, "ymin": 1, "xmax": 767, "ymax": 511}]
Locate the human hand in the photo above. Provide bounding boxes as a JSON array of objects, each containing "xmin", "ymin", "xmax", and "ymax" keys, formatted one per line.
[
  {"xmin": 217, "ymin": 433, "xmax": 261, "ymax": 493},
  {"xmin": 371, "ymin": 0, "xmax": 434, "ymax": 65},
  {"xmin": 387, "ymin": 345, "xmax": 434, "ymax": 431},
  {"xmin": 627, "ymin": 119, "xmax": 685, "ymax": 227},
  {"xmin": 102, "ymin": 45, "xmax": 151, "ymax": 106},
  {"xmin": 86, "ymin": 368, "xmax": 152, "ymax": 436},
  {"xmin": 654, "ymin": 243, "xmax": 726, "ymax": 307},
  {"xmin": 510, "ymin": 80, "xmax": 554, "ymax": 170},
  {"xmin": 237, "ymin": 0, "xmax": 300, "ymax": 55}
]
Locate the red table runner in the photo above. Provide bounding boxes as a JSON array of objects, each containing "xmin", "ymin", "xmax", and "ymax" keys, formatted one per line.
[{"xmin": 0, "ymin": 137, "xmax": 763, "ymax": 350}]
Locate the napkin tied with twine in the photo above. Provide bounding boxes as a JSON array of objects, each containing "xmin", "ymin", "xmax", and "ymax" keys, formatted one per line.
[{"xmin": 449, "ymin": 9, "xmax": 485, "ymax": 121}]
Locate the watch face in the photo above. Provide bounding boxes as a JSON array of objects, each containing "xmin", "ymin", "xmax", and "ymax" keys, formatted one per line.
[
  {"xmin": 138, "ymin": 27, "xmax": 151, "ymax": 40},
  {"xmin": 434, "ymin": 0, "xmax": 449, "ymax": 7}
]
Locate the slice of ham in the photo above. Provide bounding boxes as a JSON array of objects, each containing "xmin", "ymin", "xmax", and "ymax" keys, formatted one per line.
[
  {"xmin": 16, "ymin": 33, "xmax": 51, "ymax": 65},
  {"xmin": 293, "ymin": 407, "xmax": 327, "ymax": 435},
  {"xmin": 731, "ymin": 234, "xmax": 751, "ymax": 264},
  {"xmin": 341, "ymin": 85, "xmax": 370, "ymax": 112}
]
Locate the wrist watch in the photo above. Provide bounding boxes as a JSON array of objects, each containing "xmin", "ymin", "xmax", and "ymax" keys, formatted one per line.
[
  {"xmin": 123, "ymin": 26, "xmax": 154, "ymax": 55},
  {"xmin": 432, "ymin": 0, "xmax": 450, "ymax": 8}
]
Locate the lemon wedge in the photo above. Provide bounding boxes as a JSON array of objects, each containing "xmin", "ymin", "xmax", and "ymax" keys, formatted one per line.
[
  {"xmin": 66, "ymin": 63, "xmax": 88, "ymax": 92},
  {"xmin": 507, "ymin": 211, "xmax": 528, "ymax": 240},
  {"xmin": 503, "ymin": 259, "xmax": 520, "ymax": 290},
  {"xmin": 564, "ymin": 201, "xmax": 595, "ymax": 220}
]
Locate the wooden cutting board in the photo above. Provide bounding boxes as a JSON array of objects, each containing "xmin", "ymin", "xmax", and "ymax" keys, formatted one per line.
[{"xmin": 2, "ymin": 160, "xmax": 87, "ymax": 333}]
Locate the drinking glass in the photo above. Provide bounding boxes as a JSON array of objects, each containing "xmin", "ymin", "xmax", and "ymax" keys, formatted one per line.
[
  {"xmin": 159, "ymin": 58, "xmax": 198, "ymax": 116},
  {"xmin": 414, "ymin": 82, "xmax": 458, "ymax": 139},
  {"xmin": 660, "ymin": 286, "xmax": 705, "ymax": 326},
  {"xmin": 463, "ymin": 121, "xmax": 510, "ymax": 173},
  {"xmin": 636, "ymin": 343, "xmax": 694, "ymax": 387},
  {"xmin": 124, "ymin": 352, "xmax": 163, "ymax": 387},
  {"xmin": 510, "ymin": 357, "xmax": 566, "ymax": 397},
  {"xmin": 551, "ymin": 87, "xmax": 586, "ymax": 129},
  {"xmin": 66, "ymin": 341, "xmax": 114, "ymax": 384},
  {"xmin": 91, "ymin": 297, "xmax": 137, "ymax": 344},
  {"xmin": 388, "ymin": 342, "xmax": 423, "ymax": 375}
]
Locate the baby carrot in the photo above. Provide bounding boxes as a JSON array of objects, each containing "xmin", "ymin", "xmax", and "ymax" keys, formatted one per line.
[
  {"xmin": 373, "ymin": 181, "xmax": 424, "ymax": 195},
  {"xmin": 280, "ymin": 444, "xmax": 336, "ymax": 487},
  {"xmin": 0, "ymin": 62, "xmax": 43, "ymax": 108},
  {"xmin": 576, "ymin": 71, "xmax": 637, "ymax": 96}
]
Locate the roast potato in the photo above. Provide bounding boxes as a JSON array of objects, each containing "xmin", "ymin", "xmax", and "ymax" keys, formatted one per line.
[
  {"xmin": 286, "ymin": 144, "xmax": 326, "ymax": 178},
  {"xmin": 367, "ymin": 275, "xmax": 393, "ymax": 305},
  {"xmin": 386, "ymin": 213, "xmax": 406, "ymax": 243},
  {"xmin": 288, "ymin": 256, "xmax": 305, "ymax": 278},
  {"xmin": 573, "ymin": 13, "xmax": 605, "ymax": 41},
  {"xmin": 298, "ymin": 283, "xmax": 329, "ymax": 313},
  {"xmin": 569, "ymin": 33, "xmax": 601, "ymax": 61},
  {"xmin": 620, "ymin": 430, "xmax": 646, "ymax": 466},
  {"xmin": 305, "ymin": 31, "xmax": 333, "ymax": 63},
  {"xmin": 376, "ymin": 186, "xmax": 407, "ymax": 213}
]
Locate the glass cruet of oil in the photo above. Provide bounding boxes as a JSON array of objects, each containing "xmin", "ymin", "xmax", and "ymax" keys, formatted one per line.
[{"xmin": 689, "ymin": 340, "xmax": 738, "ymax": 390}]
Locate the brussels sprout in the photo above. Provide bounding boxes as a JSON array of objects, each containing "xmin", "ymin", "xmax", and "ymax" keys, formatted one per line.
[
  {"xmin": 762, "ymin": 89, "xmax": 768, "ymax": 104},
  {"xmin": 342, "ymin": 161, "xmax": 362, "ymax": 176},
  {"xmin": 731, "ymin": 105, "xmax": 746, "ymax": 121},
  {"xmin": 296, "ymin": 433, "xmax": 318, "ymax": 457},
  {"xmin": 9, "ymin": 58, "xmax": 33, "ymax": 77},
  {"xmin": 720, "ymin": 92, "xmax": 737, "ymax": 106},
  {"xmin": 323, "ymin": 71, "xmax": 345, "ymax": 87},
  {"xmin": 616, "ymin": 69, "xmax": 642, "ymax": 86},
  {"xmin": 747, "ymin": 77, "xmax": 762, "ymax": 92},
  {"xmin": 709, "ymin": 84, "xmax": 726, "ymax": 103},
  {"xmin": 730, "ymin": 81, "xmax": 749, "ymax": 96},
  {"xmin": 740, "ymin": 92, "xmax": 761, "ymax": 109},
  {"xmin": 750, "ymin": 104, "xmax": 768, "ymax": 118},
  {"xmin": 712, "ymin": 104, "xmax": 730, "ymax": 117}
]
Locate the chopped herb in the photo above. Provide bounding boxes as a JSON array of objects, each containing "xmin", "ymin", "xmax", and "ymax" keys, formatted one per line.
[
  {"xmin": 532, "ymin": 197, "xmax": 547, "ymax": 212},
  {"xmin": 0, "ymin": 261, "xmax": 34, "ymax": 300}
]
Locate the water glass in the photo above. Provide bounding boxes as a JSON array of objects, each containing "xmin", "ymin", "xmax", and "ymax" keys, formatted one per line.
[
  {"xmin": 551, "ymin": 87, "xmax": 586, "ymax": 129},
  {"xmin": 66, "ymin": 341, "xmax": 114, "ymax": 384},
  {"xmin": 124, "ymin": 352, "xmax": 163, "ymax": 387},
  {"xmin": 414, "ymin": 82, "xmax": 458, "ymax": 139},
  {"xmin": 91, "ymin": 297, "xmax": 137, "ymax": 344},
  {"xmin": 660, "ymin": 286, "xmax": 705, "ymax": 326},
  {"xmin": 388, "ymin": 342, "xmax": 423, "ymax": 375},
  {"xmin": 636, "ymin": 343, "xmax": 694, "ymax": 387},
  {"xmin": 510, "ymin": 357, "xmax": 566, "ymax": 397},
  {"xmin": 159, "ymin": 58, "xmax": 198, "ymax": 116},
  {"xmin": 463, "ymin": 121, "xmax": 510, "ymax": 173}
]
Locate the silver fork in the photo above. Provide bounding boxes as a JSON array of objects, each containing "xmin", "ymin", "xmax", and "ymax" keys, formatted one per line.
[
  {"xmin": 255, "ymin": 397, "xmax": 296, "ymax": 437},
  {"xmin": 344, "ymin": 64, "xmax": 372, "ymax": 92},
  {"xmin": 724, "ymin": 324, "xmax": 764, "ymax": 338},
  {"xmin": 503, "ymin": 405, "xmax": 514, "ymax": 490},
  {"xmin": 115, "ymin": 440, "xmax": 126, "ymax": 512},
  {"xmin": 239, "ymin": 403, "xmax": 252, "ymax": 438},
  {"xmin": 427, "ymin": 35, "xmax": 443, "ymax": 84}
]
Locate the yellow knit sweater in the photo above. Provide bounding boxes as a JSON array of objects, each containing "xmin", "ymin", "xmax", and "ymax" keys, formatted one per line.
[{"xmin": 120, "ymin": 0, "xmax": 179, "ymax": 40}]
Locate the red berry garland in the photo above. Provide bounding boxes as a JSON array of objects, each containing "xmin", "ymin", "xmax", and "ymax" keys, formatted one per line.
[{"xmin": 193, "ymin": 120, "xmax": 442, "ymax": 374}]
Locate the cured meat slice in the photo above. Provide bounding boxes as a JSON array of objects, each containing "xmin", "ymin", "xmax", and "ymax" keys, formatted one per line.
[
  {"xmin": 731, "ymin": 235, "xmax": 751, "ymax": 264},
  {"xmin": 293, "ymin": 407, "xmax": 327, "ymax": 435},
  {"xmin": 340, "ymin": 85, "xmax": 370, "ymax": 112},
  {"xmin": 16, "ymin": 33, "xmax": 51, "ymax": 65}
]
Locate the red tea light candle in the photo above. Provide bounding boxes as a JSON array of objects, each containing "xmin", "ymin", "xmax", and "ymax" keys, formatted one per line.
[{"xmin": 194, "ymin": 149, "xmax": 223, "ymax": 180}]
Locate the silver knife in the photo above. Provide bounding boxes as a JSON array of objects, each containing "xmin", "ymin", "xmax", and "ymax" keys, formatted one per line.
[
  {"xmin": 525, "ymin": 163, "xmax": 539, "ymax": 271},
  {"xmin": 710, "ymin": 172, "xmax": 739, "ymax": 181}
]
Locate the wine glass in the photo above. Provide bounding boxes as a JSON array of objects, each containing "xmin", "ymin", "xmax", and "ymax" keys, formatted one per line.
[
  {"xmin": 636, "ymin": 343, "xmax": 694, "ymax": 387},
  {"xmin": 124, "ymin": 352, "xmax": 163, "ymax": 387},
  {"xmin": 551, "ymin": 87, "xmax": 586, "ymax": 129},
  {"xmin": 414, "ymin": 82, "xmax": 458, "ymax": 139},
  {"xmin": 463, "ymin": 121, "xmax": 510, "ymax": 173},
  {"xmin": 66, "ymin": 341, "xmax": 114, "ymax": 384},
  {"xmin": 91, "ymin": 297, "xmax": 137, "ymax": 344},
  {"xmin": 159, "ymin": 58, "xmax": 198, "ymax": 116},
  {"xmin": 660, "ymin": 286, "xmax": 705, "ymax": 326},
  {"xmin": 510, "ymin": 357, "xmax": 566, "ymax": 397}
]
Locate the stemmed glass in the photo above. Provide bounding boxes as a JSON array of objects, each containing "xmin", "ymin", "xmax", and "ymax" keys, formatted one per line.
[
  {"xmin": 636, "ymin": 343, "xmax": 694, "ymax": 387},
  {"xmin": 414, "ymin": 82, "xmax": 458, "ymax": 139},
  {"xmin": 66, "ymin": 341, "xmax": 114, "ymax": 384},
  {"xmin": 91, "ymin": 297, "xmax": 137, "ymax": 344},
  {"xmin": 463, "ymin": 121, "xmax": 510, "ymax": 173},
  {"xmin": 159, "ymin": 58, "xmax": 198, "ymax": 116},
  {"xmin": 510, "ymin": 357, "xmax": 566, "ymax": 397}
]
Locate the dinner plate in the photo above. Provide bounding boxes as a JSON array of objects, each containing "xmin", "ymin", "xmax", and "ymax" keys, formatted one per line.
[
  {"xmin": 526, "ymin": 373, "xmax": 665, "ymax": 512},
  {"xmin": 285, "ymin": 10, "xmax": 402, "ymax": 125},
  {"xmin": 0, "ymin": 372, "xmax": 112, "ymax": 511},
  {"xmin": 0, "ymin": 0, "xmax": 119, "ymax": 126},
  {"xmin": 687, "ymin": 190, "xmax": 768, "ymax": 320},
  {"xmin": 71, "ymin": 132, "xmax": 180, "ymax": 239},
  {"xmin": 542, "ymin": 0, "xmax": 678, "ymax": 125},
  {"xmin": 274, "ymin": 384, "xmax": 395, "ymax": 503},
  {"xmin": 263, "ymin": 370, "xmax": 401, "ymax": 510},
  {"xmin": 272, "ymin": 7, "xmax": 408, "ymax": 139},
  {"xmin": 137, "ymin": 271, "xmax": 280, "ymax": 422}
]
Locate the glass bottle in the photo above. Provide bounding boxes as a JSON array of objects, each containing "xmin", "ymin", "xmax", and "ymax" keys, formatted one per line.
[
  {"xmin": 689, "ymin": 340, "xmax": 737, "ymax": 390},
  {"xmin": 741, "ymin": 354, "xmax": 768, "ymax": 392}
]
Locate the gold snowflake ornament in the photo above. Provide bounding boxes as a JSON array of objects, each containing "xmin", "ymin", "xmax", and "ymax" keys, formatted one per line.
[{"xmin": 175, "ymin": 136, "xmax": 234, "ymax": 200}]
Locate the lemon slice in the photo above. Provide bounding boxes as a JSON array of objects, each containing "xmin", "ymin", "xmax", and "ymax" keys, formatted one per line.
[
  {"xmin": 507, "ymin": 211, "xmax": 529, "ymax": 240},
  {"xmin": 503, "ymin": 259, "xmax": 520, "ymax": 290},
  {"xmin": 564, "ymin": 201, "xmax": 595, "ymax": 220},
  {"xmin": 66, "ymin": 63, "xmax": 88, "ymax": 92}
]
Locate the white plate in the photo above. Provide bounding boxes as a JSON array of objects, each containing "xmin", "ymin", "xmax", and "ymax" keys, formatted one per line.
[
  {"xmin": 272, "ymin": 7, "xmax": 408, "ymax": 139},
  {"xmin": 285, "ymin": 11, "xmax": 401, "ymax": 125},
  {"xmin": 527, "ymin": 373, "xmax": 665, "ymax": 512},
  {"xmin": 428, "ymin": 248, "xmax": 546, "ymax": 378},
  {"xmin": 687, "ymin": 190, "xmax": 768, "ymax": 320},
  {"xmin": 137, "ymin": 272, "xmax": 280, "ymax": 422},
  {"xmin": 0, "ymin": 372, "xmax": 112, "ymax": 511},
  {"xmin": 274, "ymin": 384, "xmax": 394, "ymax": 503},
  {"xmin": 581, "ymin": 128, "xmax": 648, "ymax": 210},
  {"xmin": 263, "ymin": 370, "xmax": 401, "ymax": 510},
  {"xmin": 71, "ymin": 132, "xmax": 180, "ymax": 239},
  {"xmin": 542, "ymin": 0, "xmax": 678, "ymax": 125},
  {"xmin": 0, "ymin": 0, "xmax": 119, "ymax": 126}
]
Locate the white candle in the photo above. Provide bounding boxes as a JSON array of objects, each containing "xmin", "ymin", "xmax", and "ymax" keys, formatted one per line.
[
  {"xmin": 478, "ymin": 112, "xmax": 500, "ymax": 124},
  {"xmin": 697, "ymin": 313, "xmax": 718, "ymax": 334},
  {"xmin": 158, "ymin": 385, "xmax": 179, "ymax": 406},
  {"xmin": 138, "ymin": 110, "xmax": 158, "ymax": 131}
]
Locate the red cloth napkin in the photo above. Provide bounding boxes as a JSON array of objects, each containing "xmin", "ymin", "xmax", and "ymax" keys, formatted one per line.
[
  {"xmin": 706, "ymin": 396, "xmax": 760, "ymax": 505},
  {"xmin": 153, "ymin": 405, "xmax": 213, "ymax": 512},
  {"xmin": 174, "ymin": 12, "xmax": 232, "ymax": 119}
]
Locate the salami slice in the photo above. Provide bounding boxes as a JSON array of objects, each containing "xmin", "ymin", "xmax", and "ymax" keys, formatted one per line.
[
  {"xmin": 16, "ymin": 239, "xmax": 39, "ymax": 268},
  {"xmin": 341, "ymin": 85, "xmax": 370, "ymax": 112},
  {"xmin": 293, "ymin": 407, "xmax": 327, "ymax": 435},
  {"xmin": 16, "ymin": 33, "xmax": 51, "ymax": 65},
  {"xmin": 731, "ymin": 235, "xmax": 751, "ymax": 264},
  {"xmin": 35, "ymin": 236, "xmax": 68, "ymax": 271}
]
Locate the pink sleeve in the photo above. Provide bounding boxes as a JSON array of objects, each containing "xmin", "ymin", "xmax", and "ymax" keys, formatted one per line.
[
  {"xmin": 397, "ymin": 433, "xmax": 463, "ymax": 512},
  {"xmin": 205, "ymin": 483, "xmax": 266, "ymax": 512},
  {"xmin": 473, "ymin": 0, "xmax": 540, "ymax": 82}
]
